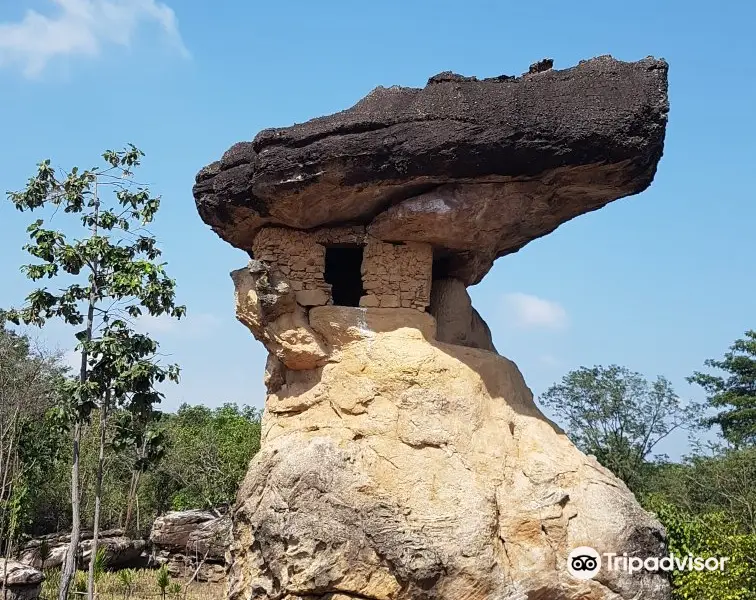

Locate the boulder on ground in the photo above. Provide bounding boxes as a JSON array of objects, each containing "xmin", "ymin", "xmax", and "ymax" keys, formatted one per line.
[
  {"xmin": 150, "ymin": 509, "xmax": 230, "ymax": 561},
  {"xmin": 0, "ymin": 560, "xmax": 43, "ymax": 600},
  {"xmin": 19, "ymin": 530, "xmax": 146, "ymax": 570}
]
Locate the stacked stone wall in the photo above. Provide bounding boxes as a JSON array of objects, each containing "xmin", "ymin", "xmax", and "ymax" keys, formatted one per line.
[
  {"xmin": 252, "ymin": 228, "xmax": 330, "ymax": 306},
  {"xmin": 252, "ymin": 227, "xmax": 432, "ymax": 310},
  {"xmin": 360, "ymin": 237, "xmax": 432, "ymax": 310}
]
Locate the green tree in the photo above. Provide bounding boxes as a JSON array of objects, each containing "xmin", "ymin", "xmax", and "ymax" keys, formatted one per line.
[
  {"xmin": 646, "ymin": 497, "xmax": 756, "ymax": 600},
  {"xmin": 111, "ymin": 407, "xmax": 167, "ymax": 535},
  {"xmin": 688, "ymin": 330, "xmax": 756, "ymax": 448},
  {"xmin": 6, "ymin": 145, "xmax": 185, "ymax": 600},
  {"xmin": 152, "ymin": 404, "xmax": 261, "ymax": 511},
  {"xmin": 540, "ymin": 365, "xmax": 697, "ymax": 491},
  {"xmin": 0, "ymin": 323, "xmax": 66, "ymax": 556},
  {"xmin": 645, "ymin": 446, "xmax": 756, "ymax": 535}
]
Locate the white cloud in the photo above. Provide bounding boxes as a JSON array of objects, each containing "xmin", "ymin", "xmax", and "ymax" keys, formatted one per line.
[
  {"xmin": 0, "ymin": 0, "xmax": 188, "ymax": 77},
  {"xmin": 503, "ymin": 293, "xmax": 568, "ymax": 330}
]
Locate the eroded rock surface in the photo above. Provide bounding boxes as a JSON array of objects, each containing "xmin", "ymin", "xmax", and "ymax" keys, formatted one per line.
[
  {"xmin": 430, "ymin": 278, "xmax": 496, "ymax": 352},
  {"xmin": 150, "ymin": 510, "xmax": 230, "ymax": 560},
  {"xmin": 194, "ymin": 55, "xmax": 668, "ymax": 284},
  {"xmin": 197, "ymin": 54, "xmax": 672, "ymax": 600},
  {"xmin": 150, "ymin": 510, "xmax": 230, "ymax": 583},
  {"xmin": 229, "ymin": 308, "xmax": 670, "ymax": 600},
  {"xmin": 232, "ymin": 262, "xmax": 329, "ymax": 370}
]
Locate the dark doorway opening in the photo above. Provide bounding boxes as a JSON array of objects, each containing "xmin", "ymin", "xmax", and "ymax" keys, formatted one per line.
[{"xmin": 324, "ymin": 246, "xmax": 365, "ymax": 307}]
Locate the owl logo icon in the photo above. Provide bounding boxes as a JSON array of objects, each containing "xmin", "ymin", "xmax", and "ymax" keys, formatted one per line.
[{"xmin": 568, "ymin": 547, "xmax": 602, "ymax": 580}]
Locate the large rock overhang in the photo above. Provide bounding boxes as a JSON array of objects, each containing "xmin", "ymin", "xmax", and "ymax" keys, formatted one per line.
[{"xmin": 193, "ymin": 55, "xmax": 668, "ymax": 285}]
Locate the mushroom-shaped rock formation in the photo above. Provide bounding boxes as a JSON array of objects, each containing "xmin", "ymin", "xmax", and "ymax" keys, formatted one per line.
[
  {"xmin": 194, "ymin": 55, "xmax": 668, "ymax": 285},
  {"xmin": 195, "ymin": 56, "xmax": 671, "ymax": 600}
]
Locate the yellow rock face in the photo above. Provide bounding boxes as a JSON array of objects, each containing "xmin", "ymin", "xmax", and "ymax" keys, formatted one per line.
[{"xmin": 230, "ymin": 307, "xmax": 671, "ymax": 600}]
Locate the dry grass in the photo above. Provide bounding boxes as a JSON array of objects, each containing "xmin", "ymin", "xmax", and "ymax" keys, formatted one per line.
[{"xmin": 41, "ymin": 568, "xmax": 225, "ymax": 600}]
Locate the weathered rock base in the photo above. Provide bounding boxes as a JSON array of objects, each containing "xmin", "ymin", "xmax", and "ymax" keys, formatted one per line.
[{"xmin": 229, "ymin": 307, "xmax": 671, "ymax": 600}]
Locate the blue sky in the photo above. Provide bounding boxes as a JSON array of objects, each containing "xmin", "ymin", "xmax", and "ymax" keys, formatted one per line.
[{"xmin": 1, "ymin": 0, "xmax": 754, "ymax": 460}]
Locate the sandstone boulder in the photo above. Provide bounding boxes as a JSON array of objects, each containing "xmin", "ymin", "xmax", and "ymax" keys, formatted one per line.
[
  {"xmin": 429, "ymin": 278, "xmax": 496, "ymax": 352},
  {"xmin": 229, "ymin": 308, "xmax": 670, "ymax": 600},
  {"xmin": 150, "ymin": 509, "xmax": 230, "ymax": 561},
  {"xmin": 18, "ymin": 530, "xmax": 146, "ymax": 570},
  {"xmin": 232, "ymin": 263, "xmax": 329, "ymax": 370},
  {"xmin": 150, "ymin": 510, "xmax": 231, "ymax": 584},
  {"xmin": 194, "ymin": 56, "xmax": 668, "ymax": 284},
  {"xmin": 0, "ymin": 560, "xmax": 43, "ymax": 600}
]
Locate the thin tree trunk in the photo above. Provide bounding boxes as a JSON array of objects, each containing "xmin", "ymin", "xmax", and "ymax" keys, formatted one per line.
[
  {"xmin": 87, "ymin": 399, "xmax": 109, "ymax": 600},
  {"xmin": 3, "ymin": 451, "xmax": 23, "ymax": 600},
  {"xmin": 123, "ymin": 470, "xmax": 141, "ymax": 536},
  {"xmin": 0, "ymin": 411, "xmax": 18, "ymax": 557},
  {"xmin": 59, "ymin": 180, "xmax": 99, "ymax": 600},
  {"xmin": 123, "ymin": 434, "xmax": 147, "ymax": 535},
  {"xmin": 58, "ymin": 420, "xmax": 82, "ymax": 600}
]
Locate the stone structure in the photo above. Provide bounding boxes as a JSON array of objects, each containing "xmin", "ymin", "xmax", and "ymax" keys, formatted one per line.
[
  {"xmin": 361, "ymin": 238, "xmax": 431, "ymax": 310},
  {"xmin": 194, "ymin": 56, "xmax": 671, "ymax": 600},
  {"xmin": 251, "ymin": 227, "xmax": 432, "ymax": 311}
]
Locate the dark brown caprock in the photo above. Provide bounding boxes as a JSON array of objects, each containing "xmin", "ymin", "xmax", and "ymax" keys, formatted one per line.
[{"xmin": 194, "ymin": 55, "xmax": 668, "ymax": 283}]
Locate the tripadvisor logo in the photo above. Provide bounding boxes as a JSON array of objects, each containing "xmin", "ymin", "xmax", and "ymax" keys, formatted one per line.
[
  {"xmin": 567, "ymin": 547, "xmax": 729, "ymax": 580},
  {"xmin": 568, "ymin": 547, "xmax": 601, "ymax": 580}
]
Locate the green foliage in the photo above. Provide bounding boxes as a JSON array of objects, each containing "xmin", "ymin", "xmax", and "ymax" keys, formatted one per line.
[
  {"xmin": 151, "ymin": 403, "xmax": 262, "ymax": 511},
  {"xmin": 73, "ymin": 571, "xmax": 88, "ymax": 595},
  {"xmin": 92, "ymin": 546, "xmax": 108, "ymax": 583},
  {"xmin": 688, "ymin": 330, "xmax": 756, "ymax": 448},
  {"xmin": 5, "ymin": 145, "xmax": 185, "ymax": 427},
  {"xmin": 44, "ymin": 568, "xmax": 220, "ymax": 600},
  {"xmin": 0, "ymin": 325, "xmax": 67, "ymax": 549},
  {"xmin": 155, "ymin": 565, "xmax": 171, "ymax": 598},
  {"xmin": 1, "ymin": 400, "xmax": 261, "ymax": 538},
  {"xmin": 540, "ymin": 364, "xmax": 697, "ymax": 491},
  {"xmin": 35, "ymin": 539, "xmax": 52, "ymax": 567},
  {"xmin": 117, "ymin": 568, "xmax": 136, "ymax": 596},
  {"xmin": 112, "ymin": 410, "xmax": 166, "ymax": 472},
  {"xmin": 6, "ymin": 146, "xmax": 185, "ymax": 600},
  {"xmin": 645, "ymin": 446, "xmax": 756, "ymax": 534},
  {"xmin": 43, "ymin": 569, "xmax": 62, "ymax": 597},
  {"xmin": 646, "ymin": 497, "xmax": 756, "ymax": 599}
]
